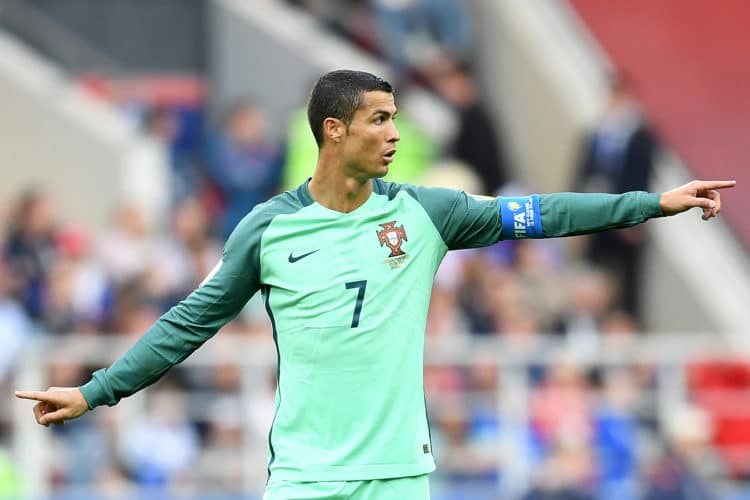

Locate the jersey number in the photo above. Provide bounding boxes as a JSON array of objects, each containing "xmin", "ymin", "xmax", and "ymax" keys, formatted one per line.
[{"xmin": 345, "ymin": 280, "xmax": 367, "ymax": 328}]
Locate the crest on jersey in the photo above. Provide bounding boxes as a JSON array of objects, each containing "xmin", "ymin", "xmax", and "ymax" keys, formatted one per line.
[{"xmin": 377, "ymin": 221, "xmax": 408, "ymax": 258}]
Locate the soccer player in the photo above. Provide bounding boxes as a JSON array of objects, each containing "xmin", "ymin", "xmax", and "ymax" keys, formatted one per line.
[{"xmin": 16, "ymin": 70, "xmax": 735, "ymax": 499}]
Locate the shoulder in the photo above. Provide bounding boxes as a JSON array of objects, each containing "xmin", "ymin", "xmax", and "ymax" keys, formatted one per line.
[
  {"xmin": 373, "ymin": 178, "xmax": 404, "ymax": 200},
  {"xmin": 373, "ymin": 179, "xmax": 462, "ymax": 206},
  {"xmin": 226, "ymin": 189, "xmax": 306, "ymax": 252}
]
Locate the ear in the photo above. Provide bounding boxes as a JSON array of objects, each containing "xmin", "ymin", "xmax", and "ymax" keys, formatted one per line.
[{"xmin": 323, "ymin": 117, "xmax": 345, "ymax": 144}]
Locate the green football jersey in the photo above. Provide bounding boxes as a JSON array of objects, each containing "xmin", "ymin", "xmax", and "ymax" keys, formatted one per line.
[{"xmin": 80, "ymin": 179, "xmax": 663, "ymax": 482}]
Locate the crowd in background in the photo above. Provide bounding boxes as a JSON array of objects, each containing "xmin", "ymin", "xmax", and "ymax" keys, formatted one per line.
[{"xmin": 0, "ymin": 1, "xmax": 741, "ymax": 498}]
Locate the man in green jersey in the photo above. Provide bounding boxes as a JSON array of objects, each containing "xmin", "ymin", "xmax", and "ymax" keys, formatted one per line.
[{"xmin": 16, "ymin": 70, "xmax": 735, "ymax": 499}]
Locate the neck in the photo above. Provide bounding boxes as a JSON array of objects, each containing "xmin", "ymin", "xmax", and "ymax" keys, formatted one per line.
[{"xmin": 308, "ymin": 149, "xmax": 373, "ymax": 213}]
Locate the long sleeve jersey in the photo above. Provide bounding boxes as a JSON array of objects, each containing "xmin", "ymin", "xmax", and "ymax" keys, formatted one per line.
[{"xmin": 80, "ymin": 179, "xmax": 663, "ymax": 481}]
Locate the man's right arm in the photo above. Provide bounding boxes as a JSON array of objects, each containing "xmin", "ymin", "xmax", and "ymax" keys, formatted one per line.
[{"xmin": 79, "ymin": 217, "xmax": 262, "ymax": 409}]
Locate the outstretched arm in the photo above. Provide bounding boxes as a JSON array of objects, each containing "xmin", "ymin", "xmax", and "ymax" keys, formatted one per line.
[
  {"xmin": 15, "ymin": 262, "xmax": 257, "ymax": 426},
  {"xmin": 518, "ymin": 179, "xmax": 736, "ymax": 240},
  {"xmin": 15, "ymin": 207, "xmax": 269, "ymax": 426}
]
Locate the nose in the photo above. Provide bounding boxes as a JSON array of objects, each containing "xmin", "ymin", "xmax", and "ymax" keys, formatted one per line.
[{"xmin": 387, "ymin": 121, "xmax": 400, "ymax": 143}]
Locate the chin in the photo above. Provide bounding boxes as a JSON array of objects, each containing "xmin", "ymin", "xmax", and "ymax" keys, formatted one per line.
[{"xmin": 367, "ymin": 164, "xmax": 389, "ymax": 179}]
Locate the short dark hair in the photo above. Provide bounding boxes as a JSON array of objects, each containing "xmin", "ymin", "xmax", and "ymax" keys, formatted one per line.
[{"xmin": 307, "ymin": 70, "xmax": 393, "ymax": 146}]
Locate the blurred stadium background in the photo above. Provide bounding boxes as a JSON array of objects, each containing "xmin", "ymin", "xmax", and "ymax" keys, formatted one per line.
[{"xmin": 1, "ymin": 0, "xmax": 749, "ymax": 498}]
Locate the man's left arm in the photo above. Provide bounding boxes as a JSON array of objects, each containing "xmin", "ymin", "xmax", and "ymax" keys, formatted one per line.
[{"xmin": 503, "ymin": 180, "xmax": 736, "ymax": 240}]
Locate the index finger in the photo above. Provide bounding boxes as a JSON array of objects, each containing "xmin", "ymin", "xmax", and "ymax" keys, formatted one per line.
[
  {"xmin": 15, "ymin": 391, "xmax": 55, "ymax": 402},
  {"xmin": 695, "ymin": 180, "xmax": 737, "ymax": 190}
]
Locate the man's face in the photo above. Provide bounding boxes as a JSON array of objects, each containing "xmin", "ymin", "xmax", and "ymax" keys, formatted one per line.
[{"xmin": 340, "ymin": 90, "xmax": 400, "ymax": 179}]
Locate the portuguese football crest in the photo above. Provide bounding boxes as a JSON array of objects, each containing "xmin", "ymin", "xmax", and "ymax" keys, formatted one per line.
[{"xmin": 377, "ymin": 221, "xmax": 408, "ymax": 258}]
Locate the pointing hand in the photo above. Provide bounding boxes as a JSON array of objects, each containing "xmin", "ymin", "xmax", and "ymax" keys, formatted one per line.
[
  {"xmin": 659, "ymin": 180, "xmax": 737, "ymax": 220},
  {"xmin": 15, "ymin": 387, "xmax": 89, "ymax": 427}
]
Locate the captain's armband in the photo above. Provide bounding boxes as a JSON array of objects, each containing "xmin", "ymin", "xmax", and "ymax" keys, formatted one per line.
[{"xmin": 500, "ymin": 195, "xmax": 543, "ymax": 239}]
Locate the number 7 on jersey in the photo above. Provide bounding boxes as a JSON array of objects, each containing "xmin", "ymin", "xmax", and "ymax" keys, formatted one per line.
[{"xmin": 345, "ymin": 280, "xmax": 367, "ymax": 328}]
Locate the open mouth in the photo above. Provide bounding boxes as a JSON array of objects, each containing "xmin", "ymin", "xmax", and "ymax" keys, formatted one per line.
[{"xmin": 383, "ymin": 150, "xmax": 397, "ymax": 162}]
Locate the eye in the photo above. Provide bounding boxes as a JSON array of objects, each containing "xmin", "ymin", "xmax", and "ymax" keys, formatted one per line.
[{"xmin": 374, "ymin": 116, "xmax": 385, "ymax": 125}]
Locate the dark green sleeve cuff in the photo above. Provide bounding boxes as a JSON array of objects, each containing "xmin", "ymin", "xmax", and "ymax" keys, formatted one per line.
[
  {"xmin": 79, "ymin": 369, "xmax": 117, "ymax": 409},
  {"xmin": 641, "ymin": 191, "xmax": 665, "ymax": 218}
]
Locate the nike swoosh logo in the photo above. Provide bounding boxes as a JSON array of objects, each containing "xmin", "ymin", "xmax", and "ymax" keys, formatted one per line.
[{"xmin": 288, "ymin": 249, "xmax": 320, "ymax": 263}]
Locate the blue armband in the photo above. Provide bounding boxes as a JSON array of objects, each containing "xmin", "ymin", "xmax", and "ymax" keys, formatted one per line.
[{"xmin": 500, "ymin": 195, "xmax": 543, "ymax": 239}]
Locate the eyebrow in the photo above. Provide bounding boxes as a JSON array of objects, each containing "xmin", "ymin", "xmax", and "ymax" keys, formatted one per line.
[{"xmin": 372, "ymin": 109, "xmax": 398, "ymax": 118}]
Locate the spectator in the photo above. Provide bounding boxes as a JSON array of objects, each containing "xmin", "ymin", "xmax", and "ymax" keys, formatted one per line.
[
  {"xmin": 529, "ymin": 353, "xmax": 593, "ymax": 448},
  {"xmin": 38, "ymin": 224, "xmax": 111, "ymax": 334},
  {"xmin": 205, "ymin": 100, "xmax": 284, "ymax": 240},
  {"xmin": 593, "ymin": 368, "xmax": 640, "ymax": 500},
  {"xmin": 522, "ymin": 438, "xmax": 595, "ymax": 500},
  {"xmin": 575, "ymin": 74, "xmax": 657, "ymax": 317},
  {"xmin": 96, "ymin": 204, "xmax": 154, "ymax": 287},
  {"xmin": 513, "ymin": 238, "xmax": 567, "ymax": 331},
  {"xmin": 457, "ymin": 250, "xmax": 506, "ymax": 335},
  {"xmin": 3, "ymin": 187, "xmax": 59, "ymax": 321},
  {"xmin": 54, "ymin": 225, "xmax": 113, "ymax": 333},
  {"xmin": 429, "ymin": 61, "xmax": 511, "ymax": 194},
  {"xmin": 108, "ymin": 281, "xmax": 164, "ymax": 337},
  {"xmin": 643, "ymin": 405, "xmax": 721, "ymax": 500},
  {"xmin": 466, "ymin": 358, "xmax": 539, "ymax": 497},
  {"xmin": 39, "ymin": 257, "xmax": 79, "ymax": 334},
  {"xmin": 287, "ymin": 0, "xmax": 376, "ymax": 51},
  {"xmin": 600, "ymin": 309, "xmax": 641, "ymax": 359},
  {"xmin": 371, "ymin": 0, "xmax": 473, "ymax": 81},
  {"xmin": 95, "ymin": 204, "xmax": 164, "ymax": 334},
  {"xmin": 121, "ymin": 107, "xmax": 176, "ymax": 233},
  {"xmin": 431, "ymin": 399, "xmax": 496, "ymax": 483},
  {"xmin": 152, "ymin": 197, "xmax": 223, "ymax": 306},
  {"xmin": 552, "ymin": 267, "xmax": 616, "ymax": 359},
  {"xmin": 0, "ymin": 258, "xmax": 32, "ymax": 382},
  {"xmin": 120, "ymin": 389, "xmax": 200, "ymax": 489}
]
